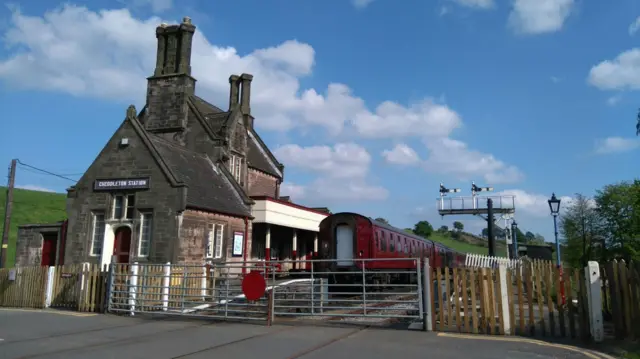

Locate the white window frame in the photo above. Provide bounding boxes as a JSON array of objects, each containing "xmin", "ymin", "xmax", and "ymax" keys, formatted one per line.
[
  {"xmin": 138, "ymin": 211, "xmax": 153, "ymax": 257},
  {"xmin": 206, "ymin": 223, "xmax": 225, "ymax": 259},
  {"xmin": 112, "ymin": 194, "xmax": 135, "ymax": 220},
  {"xmin": 230, "ymin": 155, "xmax": 243, "ymax": 182},
  {"xmin": 90, "ymin": 212, "xmax": 105, "ymax": 257}
]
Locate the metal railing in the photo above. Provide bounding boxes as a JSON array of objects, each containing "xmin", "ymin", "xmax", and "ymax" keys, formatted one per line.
[
  {"xmin": 106, "ymin": 258, "xmax": 426, "ymax": 328},
  {"xmin": 269, "ymin": 258, "xmax": 424, "ymax": 327},
  {"xmin": 437, "ymin": 195, "xmax": 516, "ymax": 212}
]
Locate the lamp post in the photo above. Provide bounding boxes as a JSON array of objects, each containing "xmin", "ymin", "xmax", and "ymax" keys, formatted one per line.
[
  {"xmin": 548, "ymin": 192, "xmax": 565, "ymax": 306},
  {"xmin": 511, "ymin": 220, "xmax": 518, "ymax": 259},
  {"xmin": 548, "ymin": 193, "xmax": 561, "ymax": 267}
]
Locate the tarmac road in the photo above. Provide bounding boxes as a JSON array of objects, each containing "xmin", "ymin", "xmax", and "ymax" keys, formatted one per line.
[{"xmin": 0, "ymin": 308, "xmax": 615, "ymax": 359}]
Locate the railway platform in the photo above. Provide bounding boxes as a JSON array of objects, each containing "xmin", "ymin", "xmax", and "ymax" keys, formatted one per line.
[{"xmin": 0, "ymin": 308, "xmax": 615, "ymax": 359}]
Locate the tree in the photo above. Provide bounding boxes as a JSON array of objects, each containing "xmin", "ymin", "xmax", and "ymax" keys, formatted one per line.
[
  {"xmin": 437, "ymin": 225, "xmax": 449, "ymax": 233},
  {"xmin": 404, "ymin": 228, "xmax": 414, "ymax": 234},
  {"xmin": 560, "ymin": 193, "xmax": 606, "ymax": 268},
  {"xmin": 595, "ymin": 181, "xmax": 640, "ymax": 260},
  {"xmin": 375, "ymin": 217, "xmax": 389, "ymax": 225},
  {"xmin": 413, "ymin": 220, "xmax": 434, "ymax": 238},
  {"xmin": 524, "ymin": 231, "xmax": 535, "ymax": 243},
  {"xmin": 453, "ymin": 221, "xmax": 464, "ymax": 232}
]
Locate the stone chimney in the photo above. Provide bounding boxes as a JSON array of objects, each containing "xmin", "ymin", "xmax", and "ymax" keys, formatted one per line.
[
  {"xmin": 228, "ymin": 74, "xmax": 240, "ymax": 110},
  {"xmin": 239, "ymin": 73, "xmax": 253, "ymax": 115},
  {"xmin": 145, "ymin": 17, "xmax": 196, "ymax": 136}
]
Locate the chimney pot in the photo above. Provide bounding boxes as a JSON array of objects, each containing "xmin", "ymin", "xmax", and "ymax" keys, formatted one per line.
[
  {"xmin": 160, "ymin": 22, "xmax": 168, "ymax": 28},
  {"xmin": 182, "ymin": 16, "xmax": 191, "ymax": 24}
]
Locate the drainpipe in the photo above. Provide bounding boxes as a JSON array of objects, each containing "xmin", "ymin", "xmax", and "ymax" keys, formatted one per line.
[{"xmin": 243, "ymin": 216, "xmax": 249, "ymax": 275}]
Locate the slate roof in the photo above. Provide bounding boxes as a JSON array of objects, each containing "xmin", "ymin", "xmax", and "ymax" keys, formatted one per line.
[
  {"xmin": 149, "ymin": 134, "xmax": 251, "ymax": 217},
  {"xmin": 188, "ymin": 95, "xmax": 283, "ymax": 178}
]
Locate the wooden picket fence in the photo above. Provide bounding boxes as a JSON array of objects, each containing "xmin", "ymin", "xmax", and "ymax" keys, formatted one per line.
[
  {"xmin": 600, "ymin": 259, "xmax": 640, "ymax": 340},
  {"xmin": 432, "ymin": 259, "xmax": 591, "ymax": 340},
  {"xmin": 0, "ymin": 266, "xmax": 49, "ymax": 308},
  {"xmin": 0, "ymin": 264, "xmax": 109, "ymax": 312}
]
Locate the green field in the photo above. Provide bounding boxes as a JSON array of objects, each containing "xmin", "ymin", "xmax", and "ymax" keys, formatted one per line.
[
  {"xmin": 0, "ymin": 187, "xmax": 67, "ymax": 268},
  {"xmin": 429, "ymin": 232, "xmax": 507, "ymax": 257}
]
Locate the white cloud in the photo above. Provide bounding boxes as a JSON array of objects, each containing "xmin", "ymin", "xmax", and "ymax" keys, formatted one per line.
[
  {"xmin": 594, "ymin": 137, "xmax": 640, "ymax": 154},
  {"xmin": 0, "ymin": 6, "xmax": 522, "ymax": 200},
  {"xmin": 630, "ymin": 16, "xmax": 640, "ymax": 36},
  {"xmin": 279, "ymin": 182, "xmax": 306, "ymax": 200},
  {"xmin": 352, "ymin": 0, "xmax": 374, "ymax": 9},
  {"xmin": 550, "ymin": 76, "xmax": 561, "ymax": 83},
  {"xmin": 274, "ymin": 143, "xmax": 387, "ymax": 201},
  {"xmin": 588, "ymin": 49, "xmax": 640, "ymax": 91},
  {"xmin": 508, "ymin": 0, "xmax": 574, "ymax": 35},
  {"xmin": 382, "ymin": 144, "xmax": 421, "ymax": 166},
  {"xmin": 17, "ymin": 185, "xmax": 57, "ymax": 193},
  {"xmin": 449, "ymin": 0, "xmax": 495, "ymax": 9},
  {"xmin": 353, "ymin": 99, "xmax": 462, "ymax": 139},
  {"xmin": 274, "ymin": 143, "xmax": 371, "ymax": 179},
  {"xmin": 423, "ymin": 138, "xmax": 524, "ymax": 184},
  {"xmin": 497, "ymin": 189, "xmax": 572, "ymax": 217}
]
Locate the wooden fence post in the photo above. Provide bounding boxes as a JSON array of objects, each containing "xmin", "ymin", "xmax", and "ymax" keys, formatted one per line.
[
  {"xmin": 585, "ymin": 261, "xmax": 604, "ymax": 342},
  {"xmin": 162, "ymin": 262, "xmax": 170, "ymax": 311},
  {"xmin": 498, "ymin": 263, "xmax": 511, "ymax": 335}
]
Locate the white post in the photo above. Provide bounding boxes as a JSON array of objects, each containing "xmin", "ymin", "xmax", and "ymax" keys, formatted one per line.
[
  {"xmin": 585, "ymin": 261, "xmax": 604, "ymax": 342},
  {"xmin": 80, "ymin": 262, "xmax": 90, "ymax": 291},
  {"xmin": 162, "ymin": 262, "xmax": 170, "ymax": 311},
  {"xmin": 423, "ymin": 260, "xmax": 433, "ymax": 331},
  {"xmin": 201, "ymin": 264, "xmax": 207, "ymax": 298},
  {"xmin": 314, "ymin": 233, "xmax": 318, "ymax": 253},
  {"xmin": 44, "ymin": 266, "xmax": 56, "ymax": 308},
  {"xmin": 498, "ymin": 263, "xmax": 511, "ymax": 335},
  {"xmin": 292, "ymin": 229, "xmax": 297, "ymax": 269},
  {"xmin": 129, "ymin": 262, "xmax": 139, "ymax": 316}
]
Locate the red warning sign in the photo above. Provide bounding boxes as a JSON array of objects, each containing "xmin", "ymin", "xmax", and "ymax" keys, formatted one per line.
[{"xmin": 242, "ymin": 271, "xmax": 266, "ymax": 301}]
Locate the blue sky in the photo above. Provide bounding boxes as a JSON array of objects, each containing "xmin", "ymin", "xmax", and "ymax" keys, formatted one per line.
[{"xmin": 1, "ymin": 0, "xmax": 639, "ymax": 245}]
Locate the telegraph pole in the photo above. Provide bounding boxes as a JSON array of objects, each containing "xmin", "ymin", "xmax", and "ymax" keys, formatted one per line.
[
  {"xmin": 0, "ymin": 159, "xmax": 17, "ymax": 268},
  {"xmin": 487, "ymin": 198, "xmax": 496, "ymax": 257}
]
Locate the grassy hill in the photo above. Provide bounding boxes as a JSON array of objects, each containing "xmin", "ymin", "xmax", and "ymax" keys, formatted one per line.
[
  {"xmin": 0, "ymin": 187, "xmax": 67, "ymax": 267},
  {"xmin": 430, "ymin": 231, "xmax": 507, "ymax": 257}
]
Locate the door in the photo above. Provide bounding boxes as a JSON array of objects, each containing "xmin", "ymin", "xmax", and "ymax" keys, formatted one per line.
[
  {"xmin": 336, "ymin": 224, "xmax": 354, "ymax": 266},
  {"xmin": 41, "ymin": 234, "xmax": 58, "ymax": 266},
  {"xmin": 113, "ymin": 227, "xmax": 132, "ymax": 263}
]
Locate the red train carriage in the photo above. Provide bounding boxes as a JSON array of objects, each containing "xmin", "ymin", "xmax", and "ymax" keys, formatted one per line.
[{"xmin": 317, "ymin": 212, "xmax": 466, "ymax": 285}]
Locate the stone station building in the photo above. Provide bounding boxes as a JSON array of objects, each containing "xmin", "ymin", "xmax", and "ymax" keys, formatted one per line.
[{"xmin": 14, "ymin": 17, "xmax": 328, "ymax": 271}]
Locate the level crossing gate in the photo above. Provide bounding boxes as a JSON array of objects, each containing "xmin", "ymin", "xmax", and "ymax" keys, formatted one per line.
[{"xmin": 106, "ymin": 258, "xmax": 426, "ymax": 329}]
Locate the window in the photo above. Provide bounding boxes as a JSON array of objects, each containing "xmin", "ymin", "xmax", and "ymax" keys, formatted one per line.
[
  {"xmin": 138, "ymin": 212, "xmax": 153, "ymax": 257},
  {"xmin": 90, "ymin": 212, "xmax": 105, "ymax": 256},
  {"xmin": 388, "ymin": 233, "xmax": 394, "ymax": 252},
  {"xmin": 230, "ymin": 155, "xmax": 243, "ymax": 183},
  {"xmin": 396, "ymin": 236, "xmax": 401, "ymax": 253},
  {"xmin": 113, "ymin": 194, "xmax": 135, "ymax": 219},
  {"xmin": 375, "ymin": 231, "xmax": 380, "ymax": 251},
  {"xmin": 206, "ymin": 223, "xmax": 225, "ymax": 259}
]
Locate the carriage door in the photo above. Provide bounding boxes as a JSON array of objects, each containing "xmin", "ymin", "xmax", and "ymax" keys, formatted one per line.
[{"xmin": 336, "ymin": 224, "xmax": 354, "ymax": 266}]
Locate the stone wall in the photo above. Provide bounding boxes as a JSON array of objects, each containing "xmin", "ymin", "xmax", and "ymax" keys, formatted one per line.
[{"xmin": 14, "ymin": 224, "xmax": 62, "ymax": 267}]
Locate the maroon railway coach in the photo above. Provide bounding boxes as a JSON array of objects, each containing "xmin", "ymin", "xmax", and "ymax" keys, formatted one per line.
[{"xmin": 316, "ymin": 212, "xmax": 466, "ymax": 284}]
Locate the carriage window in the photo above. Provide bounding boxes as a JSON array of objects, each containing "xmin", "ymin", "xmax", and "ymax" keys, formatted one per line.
[
  {"xmin": 397, "ymin": 236, "xmax": 402, "ymax": 253},
  {"xmin": 375, "ymin": 231, "xmax": 380, "ymax": 250},
  {"xmin": 404, "ymin": 238, "xmax": 409, "ymax": 254},
  {"xmin": 381, "ymin": 232, "xmax": 387, "ymax": 251},
  {"xmin": 388, "ymin": 233, "xmax": 394, "ymax": 252}
]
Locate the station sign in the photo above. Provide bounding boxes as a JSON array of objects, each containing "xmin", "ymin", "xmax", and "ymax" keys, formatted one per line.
[{"xmin": 93, "ymin": 178, "xmax": 150, "ymax": 191}]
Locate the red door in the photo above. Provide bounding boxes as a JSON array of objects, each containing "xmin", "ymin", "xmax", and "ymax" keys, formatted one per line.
[
  {"xmin": 41, "ymin": 234, "xmax": 57, "ymax": 266},
  {"xmin": 113, "ymin": 227, "xmax": 132, "ymax": 263}
]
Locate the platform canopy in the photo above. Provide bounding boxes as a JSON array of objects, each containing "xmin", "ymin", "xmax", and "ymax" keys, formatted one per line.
[{"xmin": 251, "ymin": 197, "xmax": 329, "ymax": 232}]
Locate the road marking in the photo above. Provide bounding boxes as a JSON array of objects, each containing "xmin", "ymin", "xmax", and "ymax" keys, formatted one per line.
[
  {"xmin": 436, "ymin": 333, "xmax": 616, "ymax": 359},
  {"xmin": 0, "ymin": 308, "xmax": 97, "ymax": 317}
]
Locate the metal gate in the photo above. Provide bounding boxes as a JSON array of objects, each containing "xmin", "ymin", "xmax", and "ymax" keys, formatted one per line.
[{"xmin": 106, "ymin": 258, "xmax": 426, "ymax": 329}]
